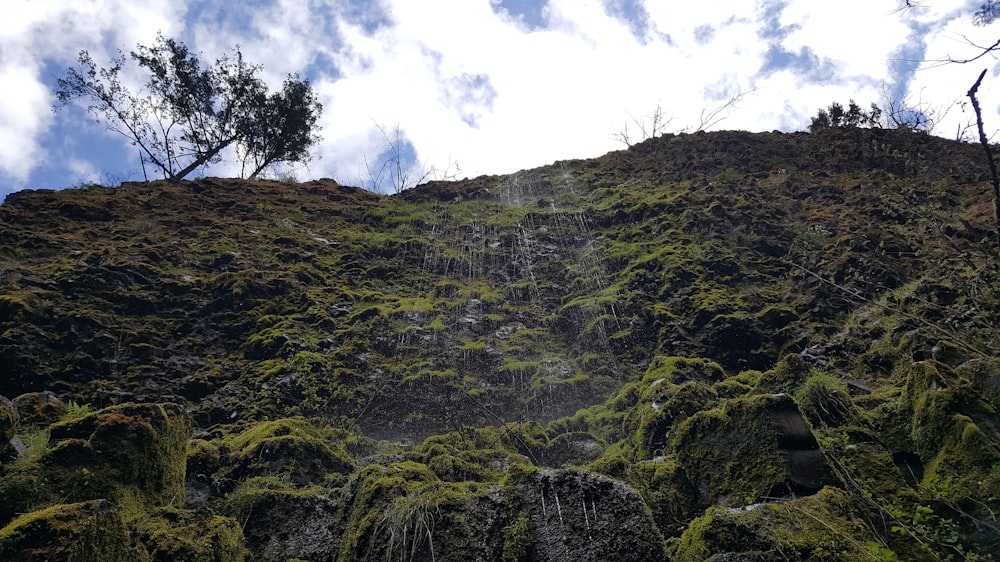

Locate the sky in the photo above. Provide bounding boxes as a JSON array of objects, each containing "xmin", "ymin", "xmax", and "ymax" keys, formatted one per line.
[{"xmin": 1, "ymin": 0, "xmax": 998, "ymax": 200}]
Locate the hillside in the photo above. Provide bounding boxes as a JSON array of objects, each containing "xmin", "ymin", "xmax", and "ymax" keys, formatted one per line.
[{"xmin": 1, "ymin": 127, "xmax": 998, "ymax": 560}]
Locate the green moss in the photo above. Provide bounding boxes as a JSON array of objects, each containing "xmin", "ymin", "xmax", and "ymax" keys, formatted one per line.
[
  {"xmin": 10, "ymin": 392, "xmax": 66, "ymax": 427},
  {"xmin": 0, "ymin": 459, "xmax": 44, "ymax": 527},
  {"xmin": 794, "ymin": 372, "xmax": 854, "ymax": 426},
  {"xmin": 922, "ymin": 413, "xmax": 1000, "ymax": 500},
  {"xmin": 40, "ymin": 403, "xmax": 191, "ymax": 513},
  {"xmin": 668, "ymin": 393, "xmax": 830, "ymax": 510},
  {"xmin": 670, "ymin": 487, "xmax": 889, "ymax": 561},
  {"xmin": 626, "ymin": 457, "xmax": 698, "ymax": 536},
  {"xmin": 0, "ymin": 500, "xmax": 131, "ymax": 562},
  {"xmin": 501, "ymin": 514, "xmax": 532, "ymax": 562},
  {"xmin": 133, "ymin": 506, "xmax": 248, "ymax": 562},
  {"xmin": 338, "ymin": 461, "xmax": 442, "ymax": 559},
  {"xmin": 220, "ymin": 476, "xmax": 323, "ymax": 519},
  {"xmin": 0, "ymin": 294, "xmax": 32, "ymax": 322},
  {"xmin": 642, "ymin": 356, "xmax": 726, "ymax": 385},
  {"xmin": 219, "ymin": 418, "xmax": 354, "ymax": 486},
  {"xmin": 186, "ymin": 438, "xmax": 222, "ymax": 478},
  {"xmin": 0, "ymin": 395, "xmax": 16, "ymax": 441},
  {"xmin": 630, "ymin": 380, "xmax": 719, "ymax": 458}
]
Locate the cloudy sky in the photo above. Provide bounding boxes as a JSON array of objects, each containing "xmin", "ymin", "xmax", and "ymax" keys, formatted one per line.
[{"xmin": 1, "ymin": 0, "xmax": 997, "ymax": 199}]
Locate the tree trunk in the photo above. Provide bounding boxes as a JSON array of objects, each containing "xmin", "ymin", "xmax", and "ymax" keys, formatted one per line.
[{"xmin": 168, "ymin": 137, "xmax": 237, "ymax": 182}]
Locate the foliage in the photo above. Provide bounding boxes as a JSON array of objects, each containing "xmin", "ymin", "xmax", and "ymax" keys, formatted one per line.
[
  {"xmin": 809, "ymin": 91, "xmax": 945, "ymax": 134},
  {"xmin": 974, "ymin": 1, "xmax": 1000, "ymax": 26},
  {"xmin": 55, "ymin": 33, "xmax": 321, "ymax": 181},
  {"xmin": 810, "ymin": 100, "xmax": 882, "ymax": 132}
]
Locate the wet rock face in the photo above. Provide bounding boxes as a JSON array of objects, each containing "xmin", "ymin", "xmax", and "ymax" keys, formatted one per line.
[
  {"xmin": 511, "ymin": 468, "xmax": 666, "ymax": 561},
  {"xmin": 230, "ymin": 491, "xmax": 340, "ymax": 562}
]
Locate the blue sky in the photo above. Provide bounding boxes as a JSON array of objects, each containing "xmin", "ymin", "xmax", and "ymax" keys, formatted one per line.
[{"xmin": 0, "ymin": 0, "xmax": 994, "ymax": 200}]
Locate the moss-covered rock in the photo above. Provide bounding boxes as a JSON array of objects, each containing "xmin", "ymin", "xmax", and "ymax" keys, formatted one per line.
[
  {"xmin": 132, "ymin": 506, "xmax": 248, "ymax": 562},
  {"xmin": 338, "ymin": 461, "xmax": 509, "ymax": 561},
  {"xmin": 219, "ymin": 477, "xmax": 339, "ymax": 562},
  {"xmin": 794, "ymin": 372, "xmax": 855, "ymax": 427},
  {"xmin": 216, "ymin": 418, "xmax": 355, "ymax": 489},
  {"xmin": 0, "ymin": 461, "xmax": 42, "ymax": 527},
  {"xmin": 894, "ymin": 360, "xmax": 1000, "ymax": 504},
  {"xmin": 41, "ymin": 402, "xmax": 191, "ymax": 512},
  {"xmin": 670, "ymin": 487, "xmax": 891, "ymax": 561},
  {"xmin": 626, "ymin": 456, "xmax": 699, "ymax": 538},
  {"xmin": 1, "ymin": 395, "xmax": 18, "ymax": 441},
  {"xmin": 0, "ymin": 500, "xmax": 131, "ymax": 562},
  {"xmin": 0, "ymin": 395, "xmax": 18, "ymax": 463},
  {"xmin": 11, "ymin": 392, "xmax": 66, "ymax": 427},
  {"xmin": 670, "ymin": 393, "xmax": 835, "ymax": 509}
]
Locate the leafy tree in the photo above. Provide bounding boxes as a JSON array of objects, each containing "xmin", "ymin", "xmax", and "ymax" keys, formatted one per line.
[
  {"xmin": 238, "ymin": 75, "xmax": 322, "ymax": 180},
  {"xmin": 808, "ymin": 92, "xmax": 943, "ymax": 134},
  {"xmin": 809, "ymin": 100, "xmax": 881, "ymax": 132},
  {"xmin": 56, "ymin": 34, "xmax": 322, "ymax": 181}
]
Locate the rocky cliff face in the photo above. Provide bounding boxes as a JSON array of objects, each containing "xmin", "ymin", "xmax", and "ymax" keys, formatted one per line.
[{"xmin": 1, "ymin": 128, "xmax": 998, "ymax": 560}]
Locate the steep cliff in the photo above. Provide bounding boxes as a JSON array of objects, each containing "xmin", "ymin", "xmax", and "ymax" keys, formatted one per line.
[{"xmin": 1, "ymin": 128, "xmax": 998, "ymax": 560}]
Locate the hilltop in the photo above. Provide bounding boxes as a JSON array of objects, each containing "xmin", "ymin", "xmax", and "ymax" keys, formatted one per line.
[{"xmin": 0, "ymin": 128, "xmax": 998, "ymax": 560}]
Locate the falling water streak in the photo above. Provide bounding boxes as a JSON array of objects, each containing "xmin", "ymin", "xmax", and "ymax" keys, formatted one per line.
[{"xmin": 554, "ymin": 489, "xmax": 568, "ymax": 554}]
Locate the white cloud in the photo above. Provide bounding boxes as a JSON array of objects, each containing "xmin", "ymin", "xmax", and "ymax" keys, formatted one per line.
[
  {"xmin": 0, "ymin": 55, "xmax": 51, "ymax": 182},
  {"xmin": 0, "ymin": 0, "xmax": 186, "ymax": 187},
  {"xmin": 4, "ymin": 0, "xmax": 1000, "ymax": 193}
]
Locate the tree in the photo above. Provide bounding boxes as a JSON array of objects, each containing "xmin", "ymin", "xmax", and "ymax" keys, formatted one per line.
[
  {"xmin": 361, "ymin": 122, "xmax": 460, "ymax": 194},
  {"xmin": 56, "ymin": 34, "xmax": 322, "ymax": 182},
  {"xmin": 613, "ymin": 89, "xmax": 756, "ymax": 148},
  {"xmin": 897, "ymin": 2, "xmax": 1000, "ymax": 65},
  {"xmin": 808, "ymin": 87, "xmax": 953, "ymax": 134},
  {"xmin": 237, "ymin": 75, "xmax": 322, "ymax": 180},
  {"xmin": 809, "ymin": 100, "xmax": 879, "ymax": 132}
]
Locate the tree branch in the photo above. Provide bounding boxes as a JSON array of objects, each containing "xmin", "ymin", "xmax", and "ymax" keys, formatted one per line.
[{"xmin": 966, "ymin": 68, "xmax": 1000, "ymax": 244}]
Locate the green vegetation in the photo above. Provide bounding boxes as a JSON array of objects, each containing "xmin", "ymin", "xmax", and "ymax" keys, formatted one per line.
[{"xmin": 1, "ymin": 129, "xmax": 999, "ymax": 559}]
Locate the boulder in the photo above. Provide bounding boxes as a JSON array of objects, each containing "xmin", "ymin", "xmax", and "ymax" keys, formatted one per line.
[
  {"xmin": 42, "ymin": 402, "xmax": 191, "ymax": 510},
  {"xmin": 0, "ymin": 395, "xmax": 18, "ymax": 463},
  {"xmin": 670, "ymin": 487, "xmax": 889, "ymax": 561},
  {"xmin": 0, "ymin": 395, "xmax": 17, "ymax": 441},
  {"xmin": 12, "ymin": 392, "xmax": 66, "ymax": 427},
  {"xmin": 0, "ymin": 500, "xmax": 131, "ymax": 562},
  {"xmin": 132, "ymin": 506, "xmax": 248, "ymax": 562},
  {"xmin": 670, "ymin": 393, "xmax": 835, "ymax": 509},
  {"xmin": 509, "ymin": 466, "xmax": 667, "ymax": 561}
]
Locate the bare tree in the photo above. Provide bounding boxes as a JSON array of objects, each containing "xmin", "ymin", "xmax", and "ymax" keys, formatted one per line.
[
  {"xmin": 897, "ymin": 2, "xmax": 1000, "ymax": 66},
  {"xmin": 693, "ymin": 88, "xmax": 757, "ymax": 132},
  {"xmin": 614, "ymin": 103, "xmax": 671, "ymax": 147},
  {"xmin": 361, "ymin": 122, "xmax": 460, "ymax": 194},
  {"xmin": 614, "ymin": 89, "xmax": 756, "ymax": 147}
]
